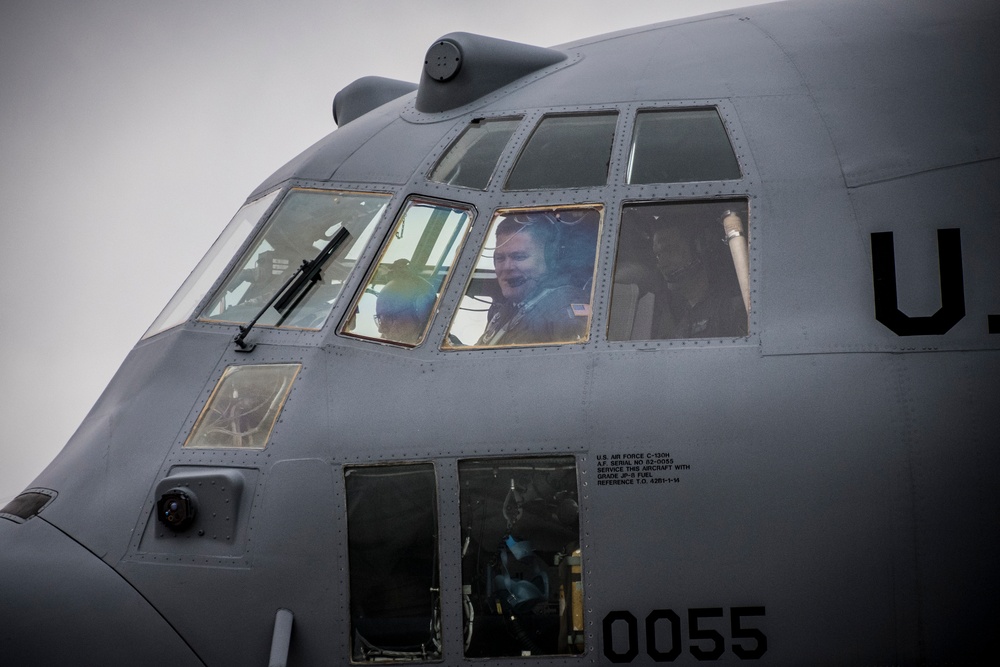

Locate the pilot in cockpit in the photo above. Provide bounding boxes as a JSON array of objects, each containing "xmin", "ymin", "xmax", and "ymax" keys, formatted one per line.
[
  {"xmin": 374, "ymin": 261, "xmax": 436, "ymax": 345},
  {"xmin": 651, "ymin": 217, "xmax": 748, "ymax": 339},
  {"xmin": 477, "ymin": 213, "xmax": 591, "ymax": 346}
]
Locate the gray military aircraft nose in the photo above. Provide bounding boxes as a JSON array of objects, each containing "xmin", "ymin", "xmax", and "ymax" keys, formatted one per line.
[{"xmin": 0, "ymin": 516, "xmax": 203, "ymax": 666}]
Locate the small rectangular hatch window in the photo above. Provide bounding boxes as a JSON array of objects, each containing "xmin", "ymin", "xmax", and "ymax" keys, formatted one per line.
[
  {"xmin": 184, "ymin": 364, "xmax": 300, "ymax": 449},
  {"xmin": 345, "ymin": 464, "xmax": 441, "ymax": 662},
  {"xmin": 505, "ymin": 113, "xmax": 618, "ymax": 190},
  {"xmin": 627, "ymin": 109, "xmax": 741, "ymax": 184},
  {"xmin": 429, "ymin": 117, "xmax": 521, "ymax": 189}
]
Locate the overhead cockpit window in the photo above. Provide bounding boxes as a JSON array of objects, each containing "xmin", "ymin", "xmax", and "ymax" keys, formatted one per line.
[
  {"xmin": 505, "ymin": 113, "xmax": 618, "ymax": 190},
  {"xmin": 184, "ymin": 364, "xmax": 300, "ymax": 449},
  {"xmin": 429, "ymin": 117, "xmax": 522, "ymax": 189},
  {"xmin": 345, "ymin": 464, "xmax": 441, "ymax": 662},
  {"xmin": 342, "ymin": 199, "xmax": 473, "ymax": 346},
  {"xmin": 143, "ymin": 190, "xmax": 281, "ymax": 339},
  {"xmin": 459, "ymin": 457, "xmax": 583, "ymax": 658},
  {"xmin": 609, "ymin": 200, "xmax": 750, "ymax": 340},
  {"xmin": 198, "ymin": 189, "xmax": 390, "ymax": 330},
  {"xmin": 627, "ymin": 109, "xmax": 741, "ymax": 184},
  {"xmin": 445, "ymin": 206, "xmax": 602, "ymax": 348}
]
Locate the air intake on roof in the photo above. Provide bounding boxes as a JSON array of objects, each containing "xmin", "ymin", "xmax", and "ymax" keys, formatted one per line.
[
  {"xmin": 416, "ymin": 32, "xmax": 567, "ymax": 114},
  {"xmin": 332, "ymin": 76, "xmax": 418, "ymax": 126}
]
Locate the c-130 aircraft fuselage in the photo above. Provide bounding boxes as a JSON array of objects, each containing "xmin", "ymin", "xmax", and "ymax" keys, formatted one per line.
[{"xmin": 2, "ymin": 0, "xmax": 998, "ymax": 664}]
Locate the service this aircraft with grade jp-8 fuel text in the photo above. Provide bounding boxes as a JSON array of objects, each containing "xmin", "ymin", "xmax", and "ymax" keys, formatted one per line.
[{"xmin": 2, "ymin": 0, "xmax": 998, "ymax": 664}]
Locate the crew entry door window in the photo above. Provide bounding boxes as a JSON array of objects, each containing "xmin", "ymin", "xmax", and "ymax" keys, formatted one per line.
[
  {"xmin": 344, "ymin": 464, "xmax": 441, "ymax": 662},
  {"xmin": 458, "ymin": 456, "xmax": 583, "ymax": 657}
]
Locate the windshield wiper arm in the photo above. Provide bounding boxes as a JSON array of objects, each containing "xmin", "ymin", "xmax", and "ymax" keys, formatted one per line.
[{"xmin": 234, "ymin": 227, "xmax": 350, "ymax": 352}]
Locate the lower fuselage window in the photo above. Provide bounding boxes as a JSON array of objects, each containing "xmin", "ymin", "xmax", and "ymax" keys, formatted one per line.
[
  {"xmin": 459, "ymin": 456, "xmax": 583, "ymax": 658},
  {"xmin": 345, "ymin": 464, "xmax": 441, "ymax": 662},
  {"xmin": 445, "ymin": 206, "xmax": 602, "ymax": 348},
  {"xmin": 184, "ymin": 364, "xmax": 300, "ymax": 449},
  {"xmin": 609, "ymin": 199, "xmax": 750, "ymax": 340}
]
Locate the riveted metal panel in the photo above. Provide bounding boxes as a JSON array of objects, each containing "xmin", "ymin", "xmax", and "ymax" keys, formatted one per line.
[
  {"xmin": 331, "ymin": 116, "xmax": 461, "ymax": 185},
  {"xmin": 751, "ymin": 0, "xmax": 1000, "ymax": 186}
]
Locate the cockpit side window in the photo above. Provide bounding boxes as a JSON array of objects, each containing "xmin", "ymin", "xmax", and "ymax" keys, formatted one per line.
[
  {"xmin": 345, "ymin": 464, "xmax": 441, "ymax": 662},
  {"xmin": 609, "ymin": 200, "xmax": 750, "ymax": 340},
  {"xmin": 429, "ymin": 117, "xmax": 522, "ymax": 190},
  {"xmin": 198, "ymin": 189, "xmax": 390, "ymax": 330},
  {"xmin": 459, "ymin": 456, "xmax": 583, "ymax": 657},
  {"xmin": 627, "ymin": 109, "xmax": 741, "ymax": 184},
  {"xmin": 445, "ymin": 206, "xmax": 602, "ymax": 348},
  {"xmin": 505, "ymin": 113, "xmax": 618, "ymax": 190},
  {"xmin": 341, "ymin": 199, "xmax": 473, "ymax": 346}
]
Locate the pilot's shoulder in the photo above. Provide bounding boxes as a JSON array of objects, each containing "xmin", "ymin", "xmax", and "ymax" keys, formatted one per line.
[{"xmin": 535, "ymin": 284, "xmax": 587, "ymax": 312}]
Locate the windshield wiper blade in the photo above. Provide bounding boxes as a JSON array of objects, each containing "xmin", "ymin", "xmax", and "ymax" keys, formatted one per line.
[
  {"xmin": 272, "ymin": 227, "xmax": 350, "ymax": 316},
  {"xmin": 234, "ymin": 227, "xmax": 350, "ymax": 352}
]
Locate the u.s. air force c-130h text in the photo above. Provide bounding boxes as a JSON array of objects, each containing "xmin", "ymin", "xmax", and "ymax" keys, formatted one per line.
[{"xmin": 2, "ymin": 0, "xmax": 998, "ymax": 664}]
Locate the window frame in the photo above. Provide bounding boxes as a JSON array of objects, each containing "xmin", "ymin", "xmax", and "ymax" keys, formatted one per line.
[
  {"xmin": 607, "ymin": 198, "xmax": 752, "ymax": 343},
  {"xmin": 196, "ymin": 188, "xmax": 394, "ymax": 332},
  {"xmin": 625, "ymin": 106, "xmax": 743, "ymax": 185},
  {"xmin": 183, "ymin": 363, "xmax": 301, "ymax": 450},
  {"xmin": 597, "ymin": 99, "xmax": 758, "ymax": 348},
  {"xmin": 338, "ymin": 195, "xmax": 477, "ymax": 348},
  {"xmin": 406, "ymin": 100, "xmax": 758, "ymax": 352},
  {"xmin": 503, "ymin": 111, "xmax": 621, "ymax": 191},
  {"xmin": 442, "ymin": 203, "xmax": 605, "ymax": 350},
  {"xmin": 427, "ymin": 116, "xmax": 524, "ymax": 191}
]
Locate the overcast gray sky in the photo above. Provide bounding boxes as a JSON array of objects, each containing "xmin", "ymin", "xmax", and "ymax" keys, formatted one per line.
[{"xmin": 0, "ymin": 0, "xmax": 778, "ymax": 500}]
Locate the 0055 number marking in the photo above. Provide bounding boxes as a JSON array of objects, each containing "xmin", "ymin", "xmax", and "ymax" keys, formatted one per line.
[{"xmin": 602, "ymin": 606, "xmax": 767, "ymax": 662}]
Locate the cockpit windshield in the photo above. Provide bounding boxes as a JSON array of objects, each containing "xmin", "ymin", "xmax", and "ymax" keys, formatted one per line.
[
  {"xmin": 143, "ymin": 190, "xmax": 281, "ymax": 340},
  {"xmin": 341, "ymin": 198, "xmax": 473, "ymax": 347},
  {"xmin": 609, "ymin": 199, "xmax": 750, "ymax": 340},
  {"xmin": 446, "ymin": 206, "xmax": 602, "ymax": 348},
  {"xmin": 199, "ymin": 189, "xmax": 390, "ymax": 330}
]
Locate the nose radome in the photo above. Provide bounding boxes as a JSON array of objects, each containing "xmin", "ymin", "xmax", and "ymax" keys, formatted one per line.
[{"xmin": 0, "ymin": 516, "xmax": 204, "ymax": 667}]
